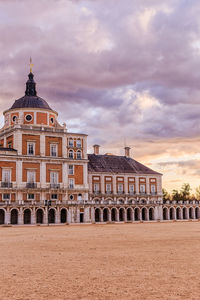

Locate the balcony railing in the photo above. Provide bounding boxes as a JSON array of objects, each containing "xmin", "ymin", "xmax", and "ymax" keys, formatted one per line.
[
  {"xmin": 50, "ymin": 183, "xmax": 60, "ymax": 189},
  {"xmin": 93, "ymin": 191, "xmax": 100, "ymax": 194},
  {"xmin": 26, "ymin": 183, "xmax": 37, "ymax": 189},
  {"xmin": 117, "ymin": 191, "xmax": 124, "ymax": 195},
  {"xmin": 105, "ymin": 191, "xmax": 112, "ymax": 194},
  {"xmin": 68, "ymin": 185, "xmax": 74, "ymax": 189},
  {"xmin": 1, "ymin": 182, "xmax": 13, "ymax": 188}
]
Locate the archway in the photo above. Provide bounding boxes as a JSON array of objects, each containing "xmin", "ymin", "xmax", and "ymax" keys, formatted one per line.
[
  {"xmin": 61, "ymin": 209, "xmax": 67, "ymax": 223},
  {"xmin": 48, "ymin": 209, "xmax": 55, "ymax": 224},
  {"xmin": 176, "ymin": 207, "xmax": 182, "ymax": 220},
  {"xmin": 36, "ymin": 209, "xmax": 43, "ymax": 224},
  {"xmin": 103, "ymin": 208, "xmax": 109, "ymax": 222},
  {"xmin": 169, "ymin": 207, "xmax": 175, "ymax": 220},
  {"xmin": 95, "ymin": 208, "xmax": 101, "ymax": 222},
  {"xmin": 119, "ymin": 208, "xmax": 125, "ymax": 221},
  {"xmin": 149, "ymin": 208, "xmax": 154, "ymax": 220},
  {"xmin": 195, "ymin": 207, "xmax": 199, "ymax": 219},
  {"xmin": 127, "ymin": 208, "xmax": 133, "ymax": 221},
  {"xmin": 24, "ymin": 209, "xmax": 31, "ymax": 224},
  {"xmin": 111, "ymin": 208, "xmax": 117, "ymax": 222},
  {"xmin": 11, "ymin": 209, "xmax": 18, "ymax": 225},
  {"xmin": 142, "ymin": 208, "xmax": 147, "ymax": 221},
  {"xmin": 189, "ymin": 207, "xmax": 194, "ymax": 219},
  {"xmin": 163, "ymin": 207, "xmax": 168, "ymax": 220},
  {"xmin": 0, "ymin": 209, "xmax": 5, "ymax": 224},
  {"xmin": 183, "ymin": 207, "xmax": 187, "ymax": 219},
  {"xmin": 134, "ymin": 208, "xmax": 140, "ymax": 221}
]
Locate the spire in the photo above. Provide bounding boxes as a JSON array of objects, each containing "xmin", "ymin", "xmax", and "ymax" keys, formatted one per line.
[{"xmin": 25, "ymin": 58, "xmax": 37, "ymax": 96}]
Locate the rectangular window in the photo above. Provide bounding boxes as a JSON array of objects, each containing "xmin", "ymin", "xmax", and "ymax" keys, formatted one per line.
[
  {"xmin": 27, "ymin": 171, "xmax": 35, "ymax": 183},
  {"xmin": 8, "ymin": 142, "xmax": 12, "ymax": 149},
  {"xmin": 118, "ymin": 183, "xmax": 123, "ymax": 193},
  {"xmin": 140, "ymin": 184, "xmax": 146, "ymax": 193},
  {"xmin": 94, "ymin": 183, "xmax": 100, "ymax": 193},
  {"xmin": 76, "ymin": 139, "xmax": 81, "ymax": 148},
  {"xmin": 27, "ymin": 142, "xmax": 35, "ymax": 155},
  {"xmin": 3, "ymin": 193, "xmax": 10, "ymax": 200},
  {"xmin": 68, "ymin": 165, "xmax": 74, "ymax": 175},
  {"xmin": 106, "ymin": 183, "xmax": 111, "ymax": 193},
  {"xmin": 129, "ymin": 184, "xmax": 135, "ymax": 194},
  {"xmin": 2, "ymin": 169, "xmax": 11, "ymax": 183},
  {"xmin": 28, "ymin": 193, "xmax": 34, "ymax": 200},
  {"xmin": 51, "ymin": 194, "xmax": 58, "ymax": 199},
  {"xmin": 50, "ymin": 144, "xmax": 57, "ymax": 157},
  {"xmin": 69, "ymin": 139, "xmax": 73, "ymax": 147},
  {"xmin": 69, "ymin": 178, "xmax": 74, "ymax": 189},
  {"xmin": 151, "ymin": 185, "xmax": 156, "ymax": 193},
  {"xmin": 50, "ymin": 172, "xmax": 58, "ymax": 184},
  {"xmin": 69, "ymin": 150, "xmax": 74, "ymax": 159}
]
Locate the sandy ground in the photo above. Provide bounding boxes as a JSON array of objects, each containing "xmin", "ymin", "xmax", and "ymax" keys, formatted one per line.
[{"xmin": 0, "ymin": 222, "xmax": 200, "ymax": 300}]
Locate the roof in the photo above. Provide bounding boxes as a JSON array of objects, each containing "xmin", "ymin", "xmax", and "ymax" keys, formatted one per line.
[
  {"xmin": 9, "ymin": 72, "xmax": 53, "ymax": 111},
  {"xmin": 10, "ymin": 95, "xmax": 52, "ymax": 110},
  {"xmin": 88, "ymin": 154, "xmax": 161, "ymax": 175},
  {"xmin": 0, "ymin": 147, "xmax": 17, "ymax": 152}
]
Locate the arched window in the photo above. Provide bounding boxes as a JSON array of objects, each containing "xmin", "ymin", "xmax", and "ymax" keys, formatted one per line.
[
  {"xmin": 77, "ymin": 150, "xmax": 82, "ymax": 159},
  {"xmin": 69, "ymin": 150, "xmax": 74, "ymax": 159}
]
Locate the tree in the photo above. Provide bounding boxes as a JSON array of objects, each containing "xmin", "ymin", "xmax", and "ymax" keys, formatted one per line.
[
  {"xmin": 172, "ymin": 189, "xmax": 181, "ymax": 201},
  {"xmin": 162, "ymin": 188, "xmax": 170, "ymax": 201},
  {"xmin": 180, "ymin": 183, "xmax": 191, "ymax": 200},
  {"xmin": 195, "ymin": 185, "xmax": 200, "ymax": 200}
]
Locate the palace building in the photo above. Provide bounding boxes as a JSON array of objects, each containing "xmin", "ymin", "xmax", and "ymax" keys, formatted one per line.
[{"xmin": 0, "ymin": 70, "xmax": 199, "ymax": 225}]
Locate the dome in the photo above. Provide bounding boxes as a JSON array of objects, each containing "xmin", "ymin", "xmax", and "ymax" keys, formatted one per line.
[
  {"xmin": 9, "ymin": 72, "xmax": 52, "ymax": 111},
  {"xmin": 10, "ymin": 95, "xmax": 52, "ymax": 110}
]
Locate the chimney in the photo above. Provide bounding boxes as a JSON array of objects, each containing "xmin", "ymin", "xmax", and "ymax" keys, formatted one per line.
[
  {"xmin": 124, "ymin": 146, "xmax": 131, "ymax": 158},
  {"xmin": 93, "ymin": 144, "xmax": 100, "ymax": 155}
]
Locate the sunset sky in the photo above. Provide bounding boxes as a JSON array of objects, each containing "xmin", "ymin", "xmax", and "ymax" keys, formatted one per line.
[{"xmin": 0, "ymin": 0, "xmax": 200, "ymax": 192}]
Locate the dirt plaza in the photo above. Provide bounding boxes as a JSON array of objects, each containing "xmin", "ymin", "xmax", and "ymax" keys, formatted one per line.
[{"xmin": 0, "ymin": 222, "xmax": 200, "ymax": 300}]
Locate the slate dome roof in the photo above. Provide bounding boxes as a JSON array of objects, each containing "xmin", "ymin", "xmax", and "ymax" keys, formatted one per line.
[
  {"xmin": 10, "ymin": 95, "xmax": 52, "ymax": 110},
  {"xmin": 9, "ymin": 72, "xmax": 52, "ymax": 111}
]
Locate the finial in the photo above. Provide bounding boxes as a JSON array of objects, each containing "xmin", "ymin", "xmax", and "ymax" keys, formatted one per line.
[{"xmin": 29, "ymin": 57, "xmax": 33, "ymax": 73}]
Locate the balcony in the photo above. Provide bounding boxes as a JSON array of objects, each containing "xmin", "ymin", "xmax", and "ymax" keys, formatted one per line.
[
  {"xmin": 105, "ymin": 191, "xmax": 112, "ymax": 195},
  {"xmin": 50, "ymin": 183, "xmax": 60, "ymax": 189},
  {"xmin": 129, "ymin": 191, "xmax": 136, "ymax": 195},
  {"xmin": 26, "ymin": 183, "xmax": 37, "ymax": 189},
  {"xmin": 117, "ymin": 191, "xmax": 124, "ymax": 195},
  {"xmin": 1, "ymin": 182, "xmax": 13, "ymax": 188},
  {"xmin": 151, "ymin": 192, "xmax": 157, "ymax": 196},
  {"xmin": 93, "ymin": 191, "xmax": 100, "ymax": 195},
  {"xmin": 68, "ymin": 185, "xmax": 74, "ymax": 189}
]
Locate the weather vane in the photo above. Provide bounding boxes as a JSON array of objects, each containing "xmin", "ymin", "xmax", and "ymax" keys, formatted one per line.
[{"xmin": 29, "ymin": 57, "xmax": 33, "ymax": 73}]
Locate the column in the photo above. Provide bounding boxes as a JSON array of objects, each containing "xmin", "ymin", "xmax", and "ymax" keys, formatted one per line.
[
  {"xmin": 62, "ymin": 135, "xmax": 67, "ymax": 158},
  {"xmin": 101, "ymin": 175, "xmax": 105, "ymax": 194},
  {"xmin": 40, "ymin": 134, "xmax": 45, "ymax": 156}
]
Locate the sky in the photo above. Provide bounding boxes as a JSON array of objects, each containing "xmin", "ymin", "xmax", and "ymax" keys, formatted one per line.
[{"xmin": 0, "ymin": 0, "xmax": 200, "ymax": 192}]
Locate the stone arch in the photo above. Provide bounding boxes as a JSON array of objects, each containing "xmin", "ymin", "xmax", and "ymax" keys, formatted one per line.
[
  {"xmin": 48, "ymin": 208, "xmax": 56, "ymax": 224},
  {"xmin": 176, "ymin": 207, "xmax": 182, "ymax": 220},
  {"xmin": 0, "ymin": 209, "xmax": 5, "ymax": 224},
  {"xmin": 149, "ymin": 207, "xmax": 154, "ymax": 220},
  {"xmin": 134, "ymin": 207, "xmax": 140, "ymax": 221},
  {"xmin": 103, "ymin": 208, "xmax": 109, "ymax": 222},
  {"xmin": 11, "ymin": 209, "xmax": 18, "ymax": 225},
  {"xmin": 141, "ymin": 207, "xmax": 148, "ymax": 221},
  {"xmin": 169, "ymin": 207, "xmax": 175, "ymax": 220},
  {"xmin": 189, "ymin": 207, "xmax": 194, "ymax": 219},
  {"xmin": 36, "ymin": 208, "xmax": 44, "ymax": 224},
  {"xmin": 60, "ymin": 208, "xmax": 68, "ymax": 223},
  {"xmin": 111, "ymin": 208, "xmax": 117, "ymax": 222},
  {"xmin": 140, "ymin": 199, "xmax": 147, "ymax": 205},
  {"xmin": 95, "ymin": 208, "xmax": 101, "ymax": 222},
  {"xmin": 195, "ymin": 207, "xmax": 200, "ymax": 219},
  {"xmin": 119, "ymin": 207, "xmax": 125, "ymax": 221},
  {"xmin": 127, "ymin": 207, "xmax": 133, "ymax": 221},
  {"xmin": 163, "ymin": 207, "xmax": 168, "ymax": 220},
  {"xmin": 183, "ymin": 207, "xmax": 188, "ymax": 219},
  {"xmin": 24, "ymin": 209, "xmax": 31, "ymax": 224}
]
